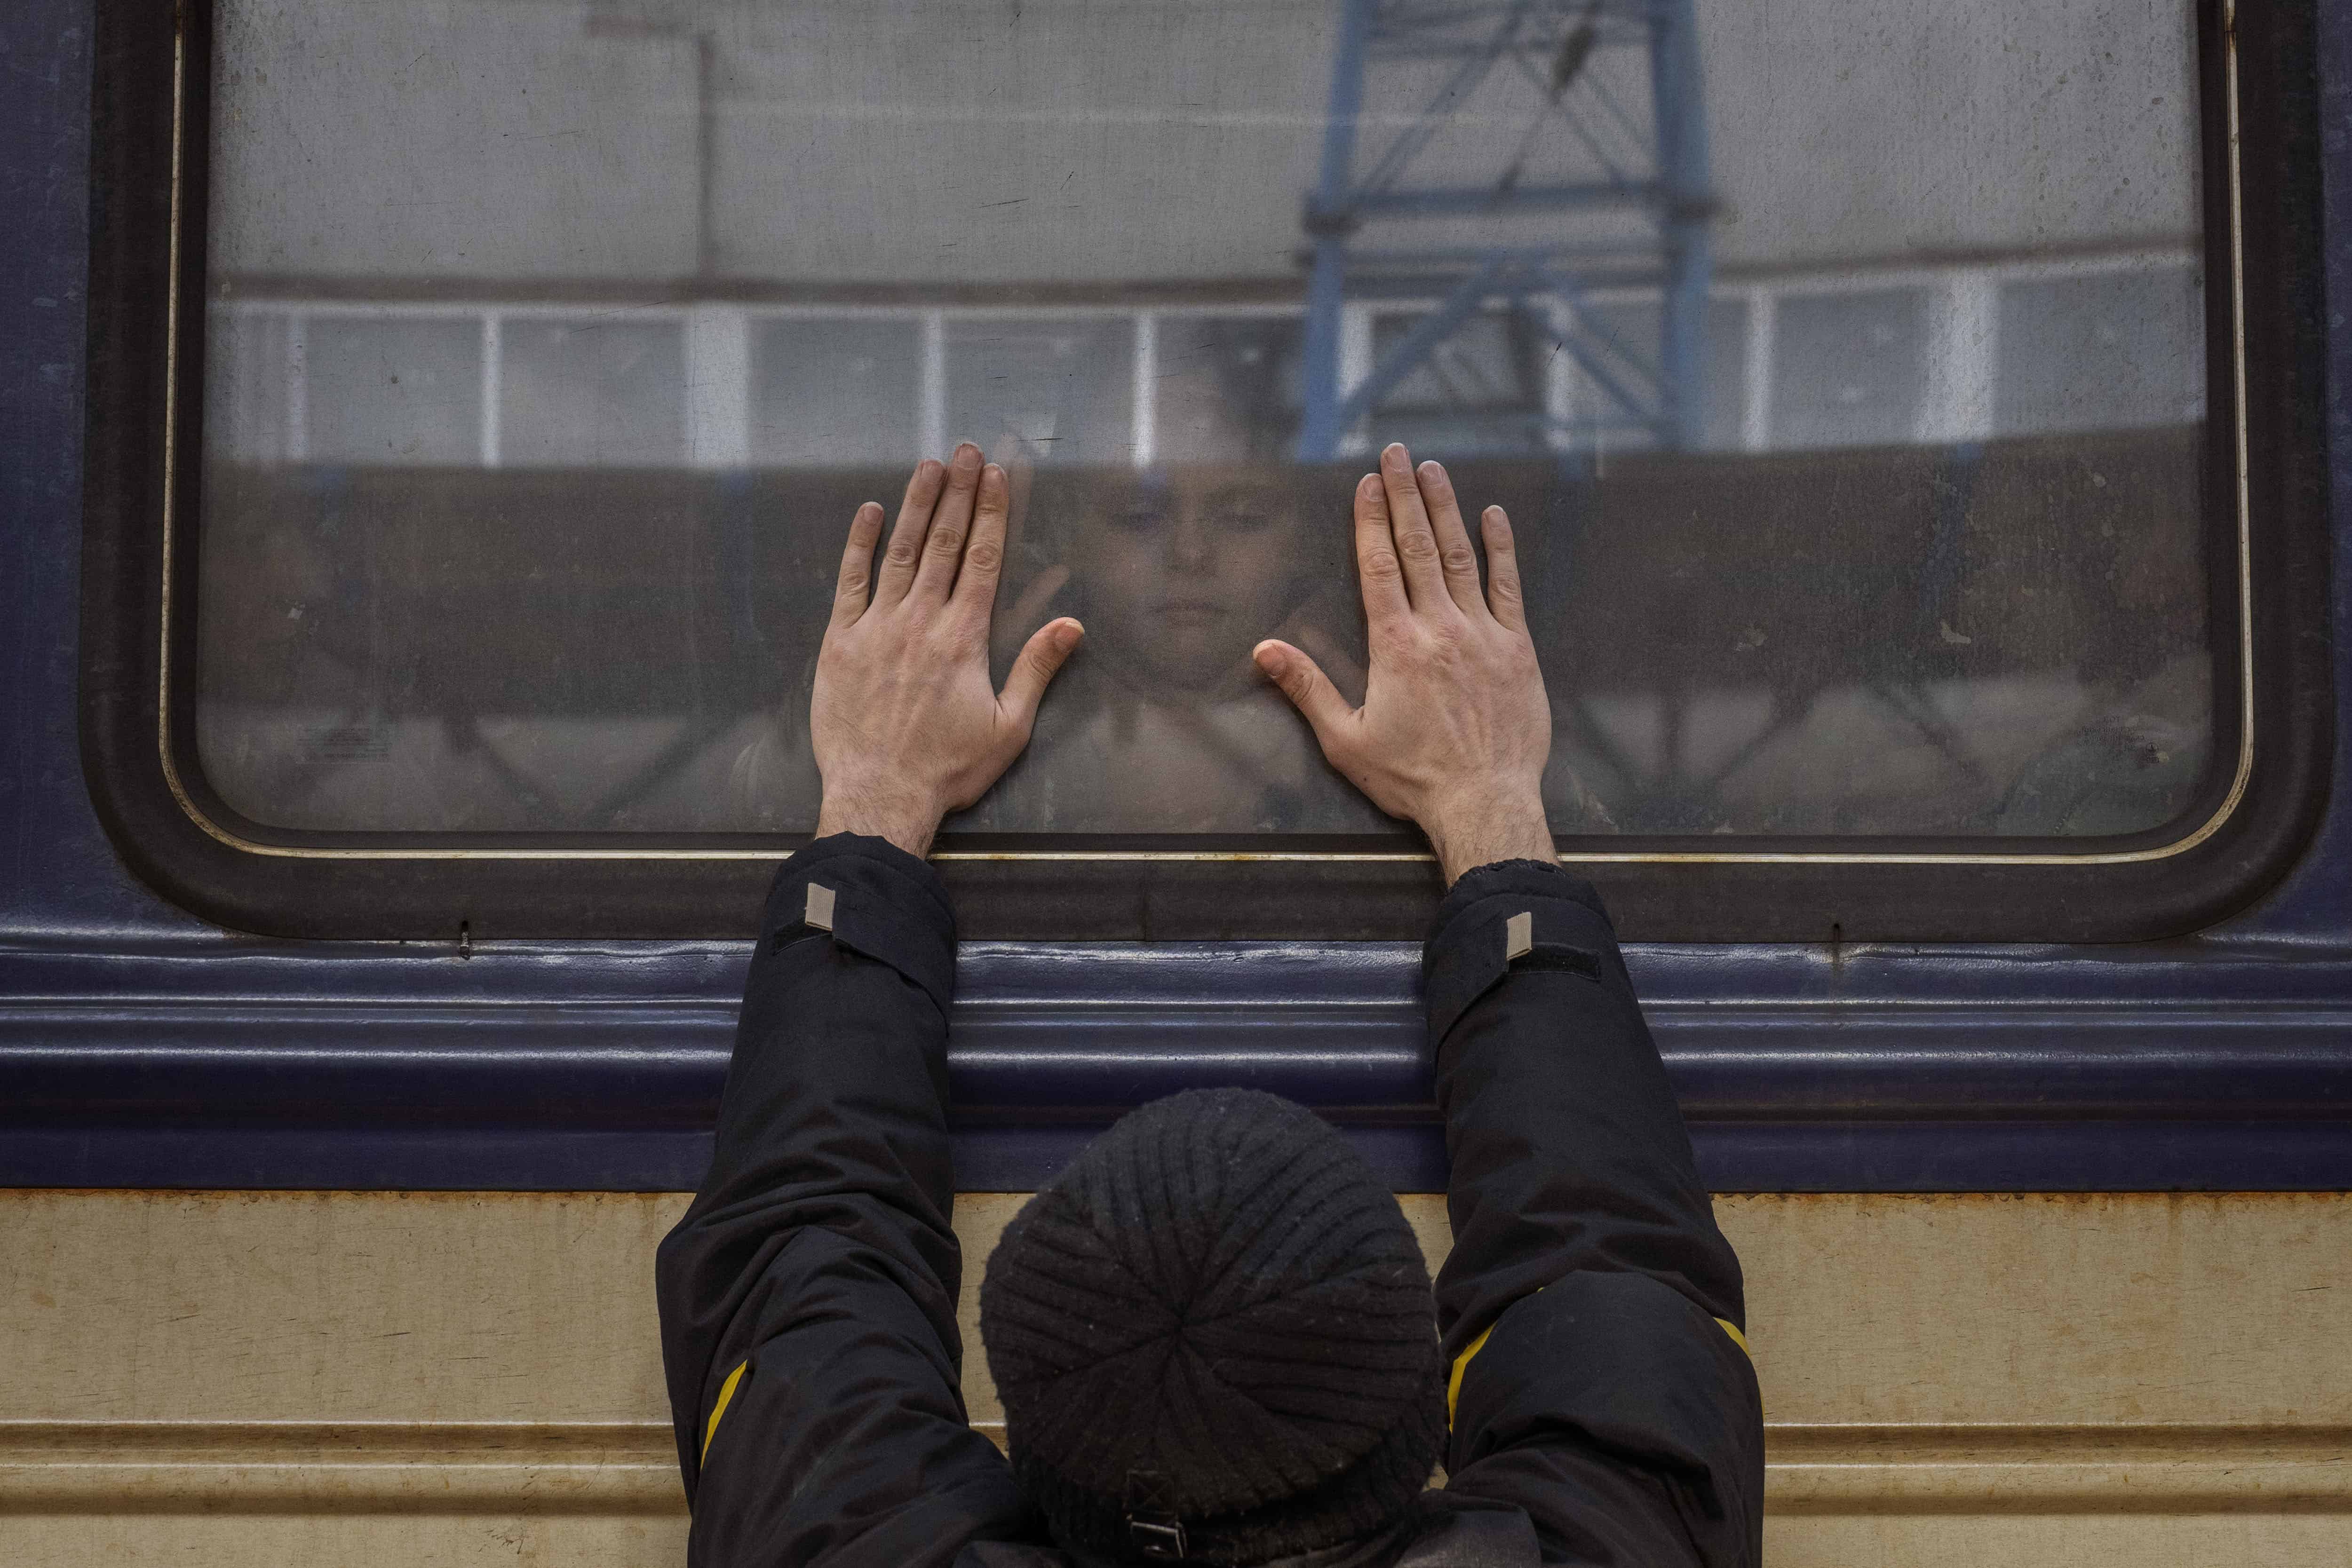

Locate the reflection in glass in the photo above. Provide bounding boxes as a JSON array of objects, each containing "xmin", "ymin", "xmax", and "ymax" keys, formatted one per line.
[
  {"xmin": 1996, "ymin": 268, "xmax": 2206, "ymax": 436},
  {"xmin": 1152, "ymin": 318, "xmax": 1304, "ymax": 466},
  {"xmin": 752, "ymin": 318, "xmax": 921, "ymax": 465},
  {"xmin": 498, "ymin": 319, "xmax": 686, "ymax": 467},
  {"xmin": 1367, "ymin": 309, "xmax": 1553, "ymax": 459},
  {"xmin": 946, "ymin": 318, "xmax": 1136, "ymax": 466},
  {"xmin": 1562, "ymin": 298, "xmax": 1749, "ymax": 453},
  {"xmin": 1768, "ymin": 291, "xmax": 1930, "ymax": 450},
  {"xmin": 196, "ymin": 0, "xmax": 2217, "ymax": 844},
  {"xmin": 206, "ymin": 309, "xmax": 297, "ymax": 463},
  {"xmin": 302, "ymin": 317, "xmax": 481, "ymax": 466}
]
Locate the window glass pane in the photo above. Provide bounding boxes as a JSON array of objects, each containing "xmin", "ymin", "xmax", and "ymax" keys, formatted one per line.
[
  {"xmin": 1995, "ymin": 267, "xmax": 2206, "ymax": 436},
  {"xmin": 1768, "ymin": 291, "xmax": 1931, "ymax": 450},
  {"xmin": 205, "ymin": 309, "xmax": 297, "ymax": 463},
  {"xmin": 1152, "ymin": 317, "xmax": 1304, "ymax": 465},
  {"xmin": 1367, "ymin": 309, "xmax": 1552, "ymax": 458},
  {"xmin": 302, "ymin": 317, "xmax": 482, "ymax": 466},
  {"xmin": 498, "ymin": 318, "xmax": 686, "ymax": 467},
  {"xmin": 946, "ymin": 317, "xmax": 1136, "ymax": 465},
  {"xmin": 1558, "ymin": 297, "xmax": 1750, "ymax": 453},
  {"xmin": 752, "ymin": 318, "xmax": 921, "ymax": 465},
  {"xmin": 197, "ymin": 0, "xmax": 2216, "ymax": 844}
]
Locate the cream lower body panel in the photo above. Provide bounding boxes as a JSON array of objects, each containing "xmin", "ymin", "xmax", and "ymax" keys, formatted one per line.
[
  {"xmin": 8, "ymin": 1515, "xmax": 2345, "ymax": 1568},
  {"xmin": 4, "ymin": 1191, "xmax": 2346, "ymax": 1567}
]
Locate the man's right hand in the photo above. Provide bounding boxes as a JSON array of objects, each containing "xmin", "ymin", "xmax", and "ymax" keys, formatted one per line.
[
  {"xmin": 1253, "ymin": 442, "xmax": 1557, "ymax": 885},
  {"xmin": 810, "ymin": 443, "xmax": 1083, "ymax": 859}
]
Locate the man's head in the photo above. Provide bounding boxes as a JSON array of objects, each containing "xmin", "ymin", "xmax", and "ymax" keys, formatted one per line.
[{"xmin": 980, "ymin": 1089, "xmax": 1445, "ymax": 1566}]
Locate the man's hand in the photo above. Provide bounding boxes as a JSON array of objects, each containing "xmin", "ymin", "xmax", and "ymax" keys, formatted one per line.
[
  {"xmin": 1254, "ymin": 443, "xmax": 1556, "ymax": 885},
  {"xmin": 811, "ymin": 443, "xmax": 1084, "ymax": 858}
]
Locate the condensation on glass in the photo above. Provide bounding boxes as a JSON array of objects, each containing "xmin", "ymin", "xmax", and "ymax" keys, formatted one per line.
[{"xmin": 198, "ymin": 0, "xmax": 2213, "ymax": 840}]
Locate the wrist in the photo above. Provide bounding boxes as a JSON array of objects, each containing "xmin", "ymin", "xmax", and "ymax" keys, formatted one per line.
[
  {"xmin": 1421, "ymin": 788, "xmax": 1555, "ymax": 886},
  {"xmin": 816, "ymin": 785, "xmax": 943, "ymax": 860}
]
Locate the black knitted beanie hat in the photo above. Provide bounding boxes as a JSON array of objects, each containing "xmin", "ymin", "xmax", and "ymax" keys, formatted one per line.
[{"xmin": 979, "ymin": 1088, "xmax": 1446, "ymax": 1567}]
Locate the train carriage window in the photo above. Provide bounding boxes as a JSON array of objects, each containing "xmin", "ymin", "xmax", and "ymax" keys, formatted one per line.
[{"xmin": 86, "ymin": 0, "xmax": 2327, "ymax": 938}]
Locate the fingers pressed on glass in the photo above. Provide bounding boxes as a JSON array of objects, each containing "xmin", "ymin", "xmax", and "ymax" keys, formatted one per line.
[
  {"xmin": 999, "ymin": 617, "xmax": 1085, "ymax": 727},
  {"xmin": 831, "ymin": 501, "xmax": 886, "ymax": 626},
  {"xmin": 875, "ymin": 458, "xmax": 946, "ymax": 606},
  {"xmin": 1376, "ymin": 442, "xmax": 1446, "ymax": 609},
  {"xmin": 1481, "ymin": 507, "xmax": 1526, "ymax": 632},
  {"xmin": 1416, "ymin": 459, "xmax": 1486, "ymax": 618},
  {"xmin": 1293, "ymin": 620, "xmax": 1368, "ymax": 706},
  {"xmin": 1252, "ymin": 639, "xmax": 1352, "ymax": 738},
  {"xmin": 913, "ymin": 443, "xmax": 985, "ymax": 600},
  {"xmin": 952, "ymin": 463, "xmax": 1010, "ymax": 615},
  {"xmin": 1352, "ymin": 471, "xmax": 1409, "ymax": 626}
]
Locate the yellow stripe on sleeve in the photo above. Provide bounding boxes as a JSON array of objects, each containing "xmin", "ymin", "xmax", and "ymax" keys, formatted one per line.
[
  {"xmin": 701, "ymin": 1361, "xmax": 749, "ymax": 1464},
  {"xmin": 1446, "ymin": 1323, "xmax": 1494, "ymax": 1425},
  {"xmin": 1446, "ymin": 1308, "xmax": 1753, "ymax": 1427}
]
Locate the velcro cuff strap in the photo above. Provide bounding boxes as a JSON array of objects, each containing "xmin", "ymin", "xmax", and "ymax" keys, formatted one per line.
[
  {"xmin": 775, "ymin": 881, "xmax": 954, "ymax": 1020},
  {"xmin": 1422, "ymin": 892, "xmax": 1620, "ymax": 1049},
  {"xmin": 762, "ymin": 837, "xmax": 957, "ymax": 1020}
]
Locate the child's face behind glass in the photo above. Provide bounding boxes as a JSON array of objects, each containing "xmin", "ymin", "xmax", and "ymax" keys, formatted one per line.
[{"xmin": 1075, "ymin": 468, "xmax": 1306, "ymax": 695}]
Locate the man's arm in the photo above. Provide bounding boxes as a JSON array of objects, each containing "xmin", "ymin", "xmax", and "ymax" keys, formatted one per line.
[
  {"xmin": 1422, "ymin": 859, "xmax": 1761, "ymax": 1567},
  {"xmin": 1258, "ymin": 444, "xmax": 1764, "ymax": 1566},
  {"xmin": 655, "ymin": 445, "xmax": 1082, "ymax": 1566}
]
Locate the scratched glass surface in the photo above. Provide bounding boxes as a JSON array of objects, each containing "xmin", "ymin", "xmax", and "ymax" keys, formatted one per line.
[{"xmin": 199, "ymin": 0, "xmax": 2213, "ymax": 839}]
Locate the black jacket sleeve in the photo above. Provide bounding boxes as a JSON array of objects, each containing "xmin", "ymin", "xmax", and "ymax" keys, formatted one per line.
[
  {"xmin": 1425, "ymin": 860, "xmax": 1764, "ymax": 1567},
  {"xmin": 654, "ymin": 834, "xmax": 1034, "ymax": 1568}
]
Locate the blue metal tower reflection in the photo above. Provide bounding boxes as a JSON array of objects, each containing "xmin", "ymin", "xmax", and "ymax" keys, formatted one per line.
[{"xmin": 1295, "ymin": 0, "xmax": 1715, "ymax": 459}]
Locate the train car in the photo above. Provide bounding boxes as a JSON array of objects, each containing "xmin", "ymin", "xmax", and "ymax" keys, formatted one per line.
[{"xmin": 3, "ymin": 0, "xmax": 2346, "ymax": 1562}]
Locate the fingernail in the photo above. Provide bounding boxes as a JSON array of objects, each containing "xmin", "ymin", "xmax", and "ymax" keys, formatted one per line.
[
  {"xmin": 1381, "ymin": 443, "xmax": 1408, "ymax": 472},
  {"xmin": 954, "ymin": 442, "xmax": 981, "ymax": 466},
  {"xmin": 1419, "ymin": 459, "xmax": 1444, "ymax": 480},
  {"xmin": 1358, "ymin": 473, "xmax": 1381, "ymax": 497}
]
